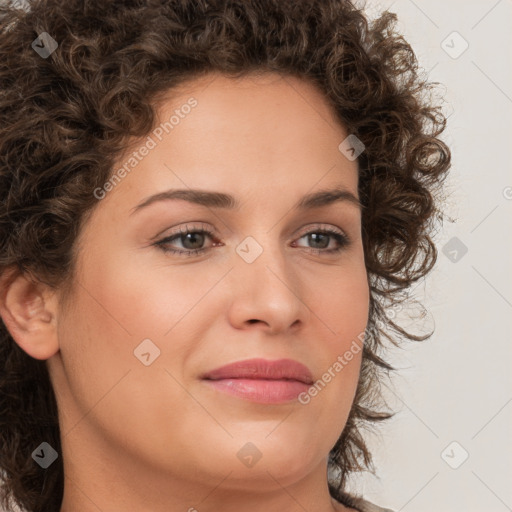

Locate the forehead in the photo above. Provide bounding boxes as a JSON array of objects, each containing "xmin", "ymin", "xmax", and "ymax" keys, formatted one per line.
[
  {"xmin": 152, "ymin": 73, "xmax": 351, "ymax": 170},
  {"xmin": 155, "ymin": 71, "xmax": 346, "ymax": 146},
  {"xmin": 94, "ymin": 72, "xmax": 359, "ymax": 221}
]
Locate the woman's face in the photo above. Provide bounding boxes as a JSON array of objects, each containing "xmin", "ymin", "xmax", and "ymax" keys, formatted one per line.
[{"xmin": 48, "ymin": 72, "xmax": 369, "ymax": 497}]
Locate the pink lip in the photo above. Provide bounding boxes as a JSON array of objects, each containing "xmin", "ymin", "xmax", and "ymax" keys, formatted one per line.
[{"xmin": 201, "ymin": 358, "xmax": 314, "ymax": 404}]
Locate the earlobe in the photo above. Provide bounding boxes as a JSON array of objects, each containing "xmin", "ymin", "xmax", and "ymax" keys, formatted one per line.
[{"xmin": 0, "ymin": 267, "xmax": 60, "ymax": 360}]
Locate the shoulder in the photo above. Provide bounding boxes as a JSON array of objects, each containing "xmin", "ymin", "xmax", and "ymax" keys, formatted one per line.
[
  {"xmin": 336, "ymin": 493, "xmax": 395, "ymax": 512},
  {"xmin": 354, "ymin": 499, "xmax": 395, "ymax": 512}
]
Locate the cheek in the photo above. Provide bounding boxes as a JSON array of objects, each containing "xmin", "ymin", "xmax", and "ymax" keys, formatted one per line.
[
  {"xmin": 298, "ymin": 258, "xmax": 368, "ymax": 420},
  {"xmin": 55, "ymin": 264, "xmax": 199, "ymax": 466},
  {"xmin": 307, "ymin": 255, "xmax": 369, "ymax": 342},
  {"xmin": 75, "ymin": 243, "xmax": 206, "ymax": 340},
  {"xmin": 57, "ymin": 248, "xmax": 220, "ymax": 415}
]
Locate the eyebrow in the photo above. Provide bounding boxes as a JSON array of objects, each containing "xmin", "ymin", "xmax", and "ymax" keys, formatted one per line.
[{"xmin": 129, "ymin": 185, "xmax": 363, "ymax": 216}]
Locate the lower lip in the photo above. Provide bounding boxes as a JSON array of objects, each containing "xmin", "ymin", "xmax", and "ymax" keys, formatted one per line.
[{"xmin": 203, "ymin": 378, "xmax": 310, "ymax": 404}]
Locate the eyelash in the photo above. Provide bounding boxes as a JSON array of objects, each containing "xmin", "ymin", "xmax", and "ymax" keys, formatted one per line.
[{"xmin": 153, "ymin": 223, "xmax": 350, "ymax": 258}]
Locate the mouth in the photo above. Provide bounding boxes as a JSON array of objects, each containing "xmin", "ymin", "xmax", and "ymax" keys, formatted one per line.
[{"xmin": 201, "ymin": 358, "xmax": 314, "ymax": 404}]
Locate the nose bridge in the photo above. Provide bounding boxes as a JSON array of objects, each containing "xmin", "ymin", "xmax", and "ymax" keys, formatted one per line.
[
  {"xmin": 240, "ymin": 234, "xmax": 287, "ymax": 284},
  {"xmin": 227, "ymin": 228, "xmax": 306, "ymax": 330}
]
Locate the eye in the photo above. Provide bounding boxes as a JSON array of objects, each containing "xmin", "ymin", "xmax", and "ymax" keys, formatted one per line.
[
  {"xmin": 153, "ymin": 223, "xmax": 350, "ymax": 257},
  {"xmin": 153, "ymin": 223, "xmax": 217, "ymax": 258},
  {"xmin": 292, "ymin": 226, "xmax": 350, "ymax": 255}
]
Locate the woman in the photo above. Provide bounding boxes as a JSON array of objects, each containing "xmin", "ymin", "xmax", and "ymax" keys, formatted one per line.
[{"xmin": 0, "ymin": 0, "xmax": 450, "ymax": 511}]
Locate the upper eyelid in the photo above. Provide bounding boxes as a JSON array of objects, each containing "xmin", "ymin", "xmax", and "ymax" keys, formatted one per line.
[{"xmin": 161, "ymin": 222, "xmax": 348, "ymax": 239}]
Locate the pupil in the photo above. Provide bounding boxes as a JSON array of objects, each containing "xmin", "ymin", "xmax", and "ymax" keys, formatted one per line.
[
  {"xmin": 183, "ymin": 232, "xmax": 204, "ymax": 250},
  {"xmin": 309, "ymin": 233, "xmax": 329, "ymax": 249}
]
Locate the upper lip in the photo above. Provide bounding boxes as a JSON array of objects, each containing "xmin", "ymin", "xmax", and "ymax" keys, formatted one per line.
[{"xmin": 201, "ymin": 358, "xmax": 314, "ymax": 385}]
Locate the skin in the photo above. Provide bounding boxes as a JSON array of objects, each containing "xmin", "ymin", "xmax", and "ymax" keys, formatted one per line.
[{"xmin": 0, "ymin": 72, "xmax": 369, "ymax": 512}]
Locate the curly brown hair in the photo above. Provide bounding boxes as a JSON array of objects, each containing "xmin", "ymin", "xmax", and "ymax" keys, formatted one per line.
[{"xmin": 0, "ymin": 0, "xmax": 450, "ymax": 510}]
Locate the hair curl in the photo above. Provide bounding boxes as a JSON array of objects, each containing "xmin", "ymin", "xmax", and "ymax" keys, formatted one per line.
[{"xmin": 0, "ymin": 0, "xmax": 451, "ymax": 510}]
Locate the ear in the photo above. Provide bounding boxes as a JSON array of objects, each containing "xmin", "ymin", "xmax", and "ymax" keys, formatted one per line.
[{"xmin": 0, "ymin": 267, "xmax": 60, "ymax": 360}]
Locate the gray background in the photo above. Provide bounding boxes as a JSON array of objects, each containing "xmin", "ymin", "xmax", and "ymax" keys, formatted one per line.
[{"xmin": 346, "ymin": 1, "xmax": 512, "ymax": 511}]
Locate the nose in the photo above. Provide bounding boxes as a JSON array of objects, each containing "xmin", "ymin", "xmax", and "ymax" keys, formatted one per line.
[{"xmin": 226, "ymin": 237, "xmax": 308, "ymax": 334}]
